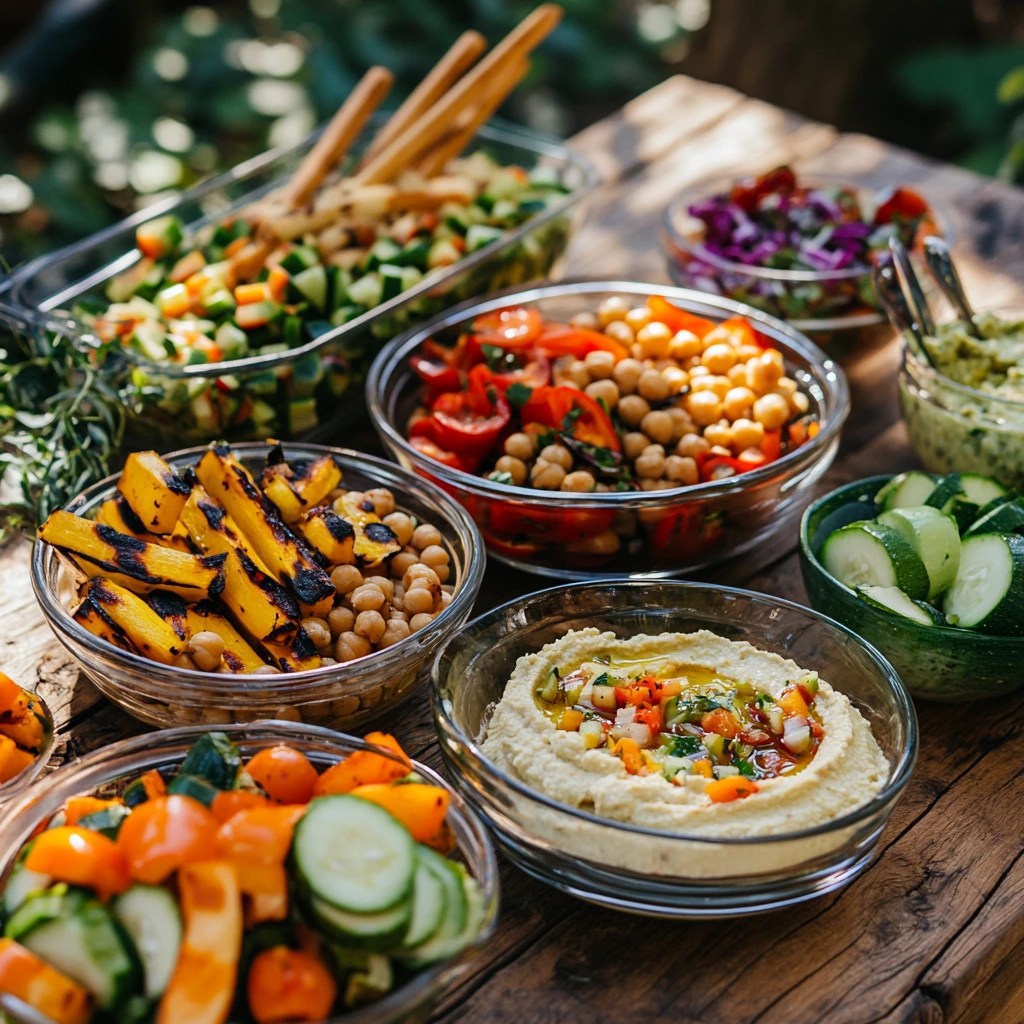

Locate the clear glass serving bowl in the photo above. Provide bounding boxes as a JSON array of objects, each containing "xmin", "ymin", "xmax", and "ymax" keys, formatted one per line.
[
  {"xmin": 799, "ymin": 475, "xmax": 1024, "ymax": 701},
  {"xmin": 0, "ymin": 690, "xmax": 54, "ymax": 808},
  {"xmin": 0, "ymin": 118, "xmax": 598, "ymax": 449},
  {"xmin": 367, "ymin": 279, "xmax": 849, "ymax": 580},
  {"xmin": 662, "ymin": 173, "xmax": 948, "ymax": 345},
  {"xmin": 31, "ymin": 442, "xmax": 485, "ymax": 730},
  {"xmin": 431, "ymin": 581, "xmax": 916, "ymax": 918},
  {"xmin": 898, "ymin": 307, "xmax": 1024, "ymax": 493},
  {"xmin": 0, "ymin": 721, "xmax": 499, "ymax": 1024}
]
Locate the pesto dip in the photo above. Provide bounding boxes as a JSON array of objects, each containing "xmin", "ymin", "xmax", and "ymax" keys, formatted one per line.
[{"xmin": 899, "ymin": 312, "xmax": 1024, "ymax": 492}]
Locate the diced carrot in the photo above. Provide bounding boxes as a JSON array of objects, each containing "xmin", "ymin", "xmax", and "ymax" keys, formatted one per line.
[
  {"xmin": 210, "ymin": 789, "xmax": 270, "ymax": 824},
  {"xmin": 556, "ymin": 708, "xmax": 585, "ymax": 731},
  {"xmin": 169, "ymin": 249, "xmax": 207, "ymax": 284},
  {"xmin": 216, "ymin": 806, "xmax": 306, "ymax": 866},
  {"xmin": 64, "ymin": 796, "xmax": 121, "ymax": 826},
  {"xmin": 0, "ymin": 673, "xmax": 23, "ymax": 716},
  {"xmin": 159, "ymin": 285, "xmax": 192, "ymax": 319},
  {"xmin": 246, "ymin": 746, "xmax": 318, "ymax": 805},
  {"xmin": 611, "ymin": 737, "xmax": 643, "ymax": 774},
  {"xmin": 266, "ymin": 265, "xmax": 290, "ymax": 300},
  {"xmin": 778, "ymin": 687, "xmax": 809, "ymax": 719},
  {"xmin": 247, "ymin": 947, "xmax": 337, "ymax": 1024},
  {"xmin": 224, "ymin": 236, "xmax": 250, "ymax": 259},
  {"xmin": 193, "ymin": 337, "xmax": 224, "ymax": 363},
  {"xmin": 26, "ymin": 826, "xmax": 131, "ymax": 899},
  {"xmin": 235, "ymin": 282, "xmax": 272, "ymax": 306},
  {"xmin": 0, "ymin": 938, "xmax": 91, "ymax": 1024},
  {"xmin": 351, "ymin": 783, "xmax": 450, "ymax": 842},
  {"xmin": 705, "ymin": 776, "xmax": 759, "ymax": 803}
]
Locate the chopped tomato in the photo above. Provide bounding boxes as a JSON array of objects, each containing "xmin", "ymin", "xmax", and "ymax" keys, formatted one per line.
[
  {"xmin": 247, "ymin": 946, "xmax": 337, "ymax": 1024},
  {"xmin": 430, "ymin": 385, "xmax": 510, "ymax": 467},
  {"xmin": 117, "ymin": 795, "xmax": 220, "ymax": 884},
  {"xmin": 697, "ymin": 451, "xmax": 748, "ymax": 482},
  {"xmin": 634, "ymin": 706, "xmax": 665, "ymax": 734},
  {"xmin": 409, "ymin": 435, "xmax": 472, "ymax": 472},
  {"xmin": 26, "ymin": 827, "xmax": 130, "ymax": 899},
  {"xmin": 646, "ymin": 295, "xmax": 716, "ymax": 339},
  {"xmin": 701, "ymin": 708, "xmax": 741, "ymax": 739},
  {"xmin": 519, "ymin": 385, "xmax": 621, "ymax": 452},
  {"xmin": 487, "ymin": 500, "xmax": 616, "ymax": 545},
  {"xmin": 705, "ymin": 776, "xmax": 759, "ymax": 802},
  {"xmin": 409, "ymin": 355, "xmax": 463, "ymax": 395},
  {"xmin": 471, "ymin": 306, "xmax": 543, "ymax": 349},
  {"xmin": 874, "ymin": 186, "xmax": 930, "ymax": 225}
]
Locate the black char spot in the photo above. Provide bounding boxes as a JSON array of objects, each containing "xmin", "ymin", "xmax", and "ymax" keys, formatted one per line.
[
  {"xmin": 365, "ymin": 522, "xmax": 399, "ymax": 546},
  {"xmin": 324, "ymin": 511, "xmax": 355, "ymax": 542},
  {"xmin": 114, "ymin": 496, "xmax": 148, "ymax": 535}
]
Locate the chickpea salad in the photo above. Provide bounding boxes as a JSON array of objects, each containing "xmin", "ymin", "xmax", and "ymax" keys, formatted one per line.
[
  {"xmin": 404, "ymin": 293, "xmax": 819, "ymax": 493},
  {"xmin": 38, "ymin": 443, "xmax": 457, "ymax": 675}
]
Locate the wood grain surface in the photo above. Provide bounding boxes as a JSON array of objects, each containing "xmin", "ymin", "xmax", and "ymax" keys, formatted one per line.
[{"xmin": 5, "ymin": 75, "xmax": 1024, "ymax": 1023}]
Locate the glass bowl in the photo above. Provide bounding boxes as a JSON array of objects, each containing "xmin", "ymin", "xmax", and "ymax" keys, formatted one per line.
[
  {"xmin": 367, "ymin": 279, "xmax": 849, "ymax": 580},
  {"xmin": 31, "ymin": 442, "xmax": 485, "ymax": 729},
  {"xmin": 0, "ymin": 721, "xmax": 499, "ymax": 1024},
  {"xmin": 898, "ymin": 307, "xmax": 1024, "ymax": 493},
  {"xmin": 799, "ymin": 475, "xmax": 1024, "ymax": 701},
  {"xmin": 0, "ymin": 119, "xmax": 598, "ymax": 449},
  {"xmin": 0, "ymin": 689, "xmax": 54, "ymax": 808},
  {"xmin": 430, "ymin": 580, "xmax": 916, "ymax": 918},
  {"xmin": 663, "ymin": 172, "xmax": 948, "ymax": 345}
]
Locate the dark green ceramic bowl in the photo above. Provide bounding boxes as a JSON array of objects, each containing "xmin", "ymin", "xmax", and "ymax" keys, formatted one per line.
[{"xmin": 799, "ymin": 476, "xmax": 1024, "ymax": 701}]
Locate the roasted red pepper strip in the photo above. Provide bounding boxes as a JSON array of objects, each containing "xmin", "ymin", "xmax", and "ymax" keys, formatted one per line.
[
  {"xmin": 471, "ymin": 307, "xmax": 543, "ymax": 349},
  {"xmin": 519, "ymin": 385, "xmax": 621, "ymax": 452},
  {"xmin": 476, "ymin": 355, "xmax": 551, "ymax": 392},
  {"xmin": 410, "ymin": 355, "xmax": 463, "ymax": 395},
  {"xmin": 409, "ymin": 434, "xmax": 472, "ymax": 472},
  {"xmin": 697, "ymin": 451, "xmax": 748, "ymax": 482},
  {"xmin": 646, "ymin": 295, "xmax": 716, "ymax": 339},
  {"xmin": 487, "ymin": 500, "xmax": 616, "ymax": 545},
  {"xmin": 534, "ymin": 325, "xmax": 630, "ymax": 361},
  {"xmin": 429, "ymin": 369, "xmax": 511, "ymax": 466}
]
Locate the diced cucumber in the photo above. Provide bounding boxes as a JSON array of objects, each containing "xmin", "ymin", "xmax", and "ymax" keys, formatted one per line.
[
  {"xmin": 293, "ymin": 795, "xmax": 415, "ymax": 914},
  {"xmin": 821, "ymin": 522, "xmax": 930, "ymax": 600},
  {"xmin": 214, "ymin": 321, "xmax": 249, "ymax": 360},
  {"xmin": 309, "ymin": 894, "xmax": 411, "ymax": 950},
  {"xmin": 179, "ymin": 731, "xmax": 241, "ymax": 790},
  {"xmin": 202, "ymin": 289, "xmax": 236, "ymax": 318},
  {"xmin": 396, "ymin": 239, "xmax": 430, "ymax": 270},
  {"xmin": 78, "ymin": 805, "xmax": 132, "ymax": 840},
  {"xmin": 128, "ymin": 321, "xmax": 169, "ymax": 364},
  {"xmin": 236, "ymin": 300, "xmax": 280, "ymax": 330},
  {"xmin": 112, "ymin": 885, "xmax": 182, "ymax": 998},
  {"xmin": 136, "ymin": 215, "xmax": 183, "ymax": 258},
  {"xmin": 330, "ymin": 304, "xmax": 363, "ymax": 328},
  {"xmin": 958, "ymin": 473, "xmax": 1009, "ymax": 507},
  {"xmin": 289, "ymin": 265, "xmax": 328, "ymax": 311},
  {"xmin": 246, "ymin": 370, "xmax": 278, "ymax": 397},
  {"xmin": 809, "ymin": 498, "xmax": 876, "ymax": 551},
  {"xmin": 327, "ymin": 265, "xmax": 352, "ymax": 310},
  {"xmin": 465, "ymin": 224, "xmax": 505, "ymax": 252},
  {"xmin": 876, "ymin": 471, "xmax": 937, "ymax": 511},
  {"xmin": 289, "ymin": 397, "xmax": 319, "ymax": 433},
  {"xmin": 400, "ymin": 870, "xmax": 485, "ymax": 968},
  {"xmin": 2, "ymin": 851, "xmax": 50, "ymax": 917},
  {"xmin": 877, "ymin": 506, "xmax": 961, "ymax": 599},
  {"xmin": 427, "ymin": 238, "xmax": 462, "ymax": 269},
  {"xmin": 401, "ymin": 856, "xmax": 448, "ymax": 950},
  {"xmin": 166, "ymin": 774, "xmax": 218, "ymax": 806},
  {"xmin": 279, "ymin": 245, "xmax": 319, "ymax": 275},
  {"xmin": 346, "ymin": 273, "xmax": 383, "ymax": 309},
  {"xmin": 965, "ymin": 499, "xmax": 1024, "ymax": 537},
  {"xmin": 364, "ymin": 238, "xmax": 402, "ymax": 271},
  {"xmin": 378, "ymin": 264, "xmax": 405, "ymax": 303},
  {"xmin": 344, "ymin": 953, "xmax": 393, "ymax": 1007},
  {"xmin": 702, "ymin": 733, "xmax": 726, "ymax": 759},
  {"xmin": 288, "ymin": 352, "xmax": 324, "ymax": 398},
  {"xmin": 856, "ymin": 585, "xmax": 939, "ymax": 626},
  {"xmin": 123, "ymin": 777, "xmax": 153, "ymax": 808},
  {"xmin": 943, "ymin": 533, "xmax": 1024, "ymax": 634}
]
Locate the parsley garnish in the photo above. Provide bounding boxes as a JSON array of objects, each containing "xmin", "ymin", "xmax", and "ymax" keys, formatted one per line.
[
  {"xmin": 487, "ymin": 471, "xmax": 514, "ymax": 485},
  {"xmin": 735, "ymin": 759, "xmax": 755, "ymax": 777},
  {"xmin": 662, "ymin": 735, "xmax": 702, "ymax": 756},
  {"xmin": 591, "ymin": 672, "xmax": 610, "ymax": 687},
  {"xmin": 562, "ymin": 406, "xmax": 583, "ymax": 432},
  {"xmin": 505, "ymin": 382, "xmax": 532, "ymax": 409}
]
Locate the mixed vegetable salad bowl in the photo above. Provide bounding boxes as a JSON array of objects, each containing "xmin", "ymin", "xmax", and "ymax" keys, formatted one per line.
[
  {"xmin": 31, "ymin": 442, "xmax": 484, "ymax": 730},
  {"xmin": 800, "ymin": 474, "xmax": 1024, "ymax": 701},
  {"xmin": 0, "ymin": 722, "xmax": 499, "ymax": 1024},
  {"xmin": 663, "ymin": 168, "xmax": 944, "ymax": 341},
  {"xmin": 0, "ymin": 119, "xmax": 596, "ymax": 449},
  {"xmin": 431, "ymin": 581, "xmax": 916, "ymax": 918},
  {"xmin": 368, "ymin": 280, "xmax": 849, "ymax": 579},
  {"xmin": 0, "ymin": 681, "xmax": 54, "ymax": 807}
]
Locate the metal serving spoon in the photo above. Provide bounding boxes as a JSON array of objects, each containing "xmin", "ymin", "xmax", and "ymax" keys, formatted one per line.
[
  {"xmin": 888, "ymin": 236, "xmax": 936, "ymax": 339},
  {"xmin": 922, "ymin": 234, "xmax": 981, "ymax": 337},
  {"xmin": 873, "ymin": 261, "xmax": 935, "ymax": 368}
]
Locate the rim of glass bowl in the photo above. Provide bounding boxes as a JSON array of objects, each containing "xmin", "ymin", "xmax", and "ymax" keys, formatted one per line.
[
  {"xmin": 0, "ymin": 690, "xmax": 54, "ymax": 804},
  {"xmin": 900, "ymin": 305, "xmax": 1024, "ymax": 414},
  {"xmin": 0, "ymin": 721, "xmax": 500, "ymax": 1024},
  {"xmin": 367, "ymin": 279, "xmax": 850, "ymax": 505},
  {"xmin": 430, "ymin": 579, "xmax": 918, "ymax": 847},
  {"xmin": 30, "ymin": 443, "xmax": 486, "ymax": 703}
]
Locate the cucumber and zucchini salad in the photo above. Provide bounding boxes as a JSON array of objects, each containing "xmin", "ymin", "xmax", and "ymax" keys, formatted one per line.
[
  {"xmin": 72, "ymin": 152, "xmax": 570, "ymax": 442},
  {"xmin": 819, "ymin": 471, "xmax": 1024, "ymax": 635},
  {"xmin": 0, "ymin": 731, "xmax": 486, "ymax": 1024}
]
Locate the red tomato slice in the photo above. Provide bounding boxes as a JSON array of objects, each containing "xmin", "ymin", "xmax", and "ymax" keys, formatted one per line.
[
  {"xmin": 472, "ymin": 307, "xmax": 543, "ymax": 349},
  {"xmin": 646, "ymin": 295, "xmax": 716, "ymax": 339},
  {"xmin": 409, "ymin": 435, "xmax": 471, "ymax": 472}
]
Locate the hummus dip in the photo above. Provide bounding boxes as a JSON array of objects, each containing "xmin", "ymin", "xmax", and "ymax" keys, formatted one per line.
[{"xmin": 482, "ymin": 628, "xmax": 888, "ymax": 839}]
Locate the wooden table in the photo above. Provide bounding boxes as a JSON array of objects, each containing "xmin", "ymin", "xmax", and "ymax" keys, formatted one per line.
[{"xmin": 5, "ymin": 75, "xmax": 1024, "ymax": 1023}]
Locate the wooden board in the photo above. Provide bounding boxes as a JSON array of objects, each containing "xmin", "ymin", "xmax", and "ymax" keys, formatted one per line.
[{"xmin": 4, "ymin": 74, "xmax": 1024, "ymax": 1023}]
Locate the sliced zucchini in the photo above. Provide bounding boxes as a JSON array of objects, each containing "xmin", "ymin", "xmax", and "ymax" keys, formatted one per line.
[
  {"xmin": 875, "ymin": 471, "xmax": 936, "ymax": 511},
  {"xmin": 946, "ymin": 498, "xmax": 979, "ymax": 535},
  {"xmin": 2, "ymin": 847, "xmax": 51, "ymax": 917},
  {"xmin": 178, "ymin": 731, "xmax": 241, "ymax": 790},
  {"xmin": 877, "ymin": 506, "xmax": 961, "ymax": 599},
  {"xmin": 809, "ymin": 498, "xmax": 876, "ymax": 552},
  {"xmin": 820, "ymin": 522, "xmax": 929, "ymax": 600},
  {"xmin": 166, "ymin": 774, "xmax": 218, "ymax": 807},
  {"xmin": 293, "ymin": 796, "xmax": 415, "ymax": 914},
  {"xmin": 856, "ymin": 585, "xmax": 939, "ymax": 626},
  {"xmin": 943, "ymin": 533, "xmax": 1024, "ymax": 635},
  {"xmin": 401, "ymin": 856, "xmax": 448, "ymax": 950},
  {"xmin": 400, "ymin": 870, "xmax": 485, "ymax": 969},
  {"xmin": 309, "ymin": 894, "xmax": 411, "ymax": 950},
  {"xmin": 958, "ymin": 473, "xmax": 1009, "ymax": 508},
  {"xmin": 924, "ymin": 473, "xmax": 965, "ymax": 511},
  {"xmin": 112, "ymin": 885, "xmax": 182, "ymax": 998},
  {"xmin": 965, "ymin": 499, "xmax": 1024, "ymax": 537}
]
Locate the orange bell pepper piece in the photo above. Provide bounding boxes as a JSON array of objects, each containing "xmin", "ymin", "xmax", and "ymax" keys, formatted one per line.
[
  {"xmin": 234, "ymin": 282, "xmax": 272, "ymax": 306},
  {"xmin": 224, "ymin": 235, "xmax": 250, "ymax": 259},
  {"xmin": 138, "ymin": 768, "xmax": 168, "ymax": 801},
  {"xmin": 611, "ymin": 737, "xmax": 643, "ymax": 774},
  {"xmin": 0, "ymin": 736, "xmax": 34, "ymax": 784},
  {"xmin": 705, "ymin": 776, "xmax": 759, "ymax": 803},
  {"xmin": 210, "ymin": 789, "xmax": 270, "ymax": 824},
  {"xmin": 691, "ymin": 758, "xmax": 714, "ymax": 779},
  {"xmin": 235, "ymin": 861, "xmax": 288, "ymax": 899},
  {"xmin": 266, "ymin": 265, "xmax": 290, "ymax": 300},
  {"xmin": 246, "ymin": 746, "xmax": 319, "ymax": 805},
  {"xmin": 117, "ymin": 795, "xmax": 220, "ymax": 884},
  {"xmin": 0, "ymin": 938, "xmax": 91, "ymax": 1024},
  {"xmin": 312, "ymin": 733, "xmax": 411, "ymax": 796},
  {"xmin": 26, "ymin": 826, "xmax": 130, "ymax": 899},
  {"xmin": 64, "ymin": 796, "xmax": 121, "ymax": 827},
  {"xmin": 247, "ymin": 946, "xmax": 337, "ymax": 1024},
  {"xmin": 700, "ymin": 708, "xmax": 741, "ymax": 739},
  {"xmin": 216, "ymin": 806, "xmax": 306, "ymax": 866},
  {"xmin": 778, "ymin": 687, "xmax": 810, "ymax": 719},
  {"xmin": 351, "ymin": 783, "xmax": 450, "ymax": 842},
  {"xmin": 0, "ymin": 673, "xmax": 23, "ymax": 716}
]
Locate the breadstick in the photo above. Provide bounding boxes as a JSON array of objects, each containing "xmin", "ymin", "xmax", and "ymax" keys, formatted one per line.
[
  {"xmin": 356, "ymin": 4, "xmax": 562, "ymax": 186},
  {"xmin": 362, "ymin": 30, "xmax": 487, "ymax": 164}
]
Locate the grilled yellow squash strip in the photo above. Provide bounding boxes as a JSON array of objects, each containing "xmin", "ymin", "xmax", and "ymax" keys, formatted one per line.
[
  {"xmin": 73, "ymin": 595, "xmax": 138, "ymax": 654},
  {"xmin": 95, "ymin": 495, "xmax": 192, "ymax": 552},
  {"xmin": 261, "ymin": 453, "xmax": 343, "ymax": 523},
  {"xmin": 147, "ymin": 590, "xmax": 190, "ymax": 643},
  {"xmin": 336, "ymin": 493, "xmax": 401, "ymax": 567},
  {"xmin": 262, "ymin": 629, "xmax": 322, "ymax": 672},
  {"xmin": 117, "ymin": 450, "xmax": 193, "ymax": 534},
  {"xmin": 84, "ymin": 579, "xmax": 187, "ymax": 664},
  {"xmin": 296, "ymin": 506, "xmax": 356, "ymax": 565},
  {"xmin": 186, "ymin": 603, "xmax": 265, "ymax": 674}
]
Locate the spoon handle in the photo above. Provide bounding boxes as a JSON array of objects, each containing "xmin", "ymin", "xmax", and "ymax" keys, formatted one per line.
[
  {"xmin": 888, "ymin": 237, "xmax": 936, "ymax": 338},
  {"xmin": 922, "ymin": 234, "xmax": 980, "ymax": 337},
  {"xmin": 873, "ymin": 262, "xmax": 937, "ymax": 370}
]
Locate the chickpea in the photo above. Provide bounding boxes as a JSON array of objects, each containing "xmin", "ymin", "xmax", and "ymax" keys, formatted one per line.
[
  {"xmin": 570, "ymin": 310, "xmax": 600, "ymax": 330},
  {"xmin": 439, "ymin": 590, "xmax": 454, "ymax": 608},
  {"xmin": 727, "ymin": 363, "xmax": 750, "ymax": 387},
  {"xmin": 664, "ymin": 454, "xmax": 699, "ymax": 485},
  {"xmin": 585, "ymin": 378, "xmax": 620, "ymax": 409},
  {"xmin": 752, "ymin": 392, "xmax": 790, "ymax": 430},
  {"xmin": 640, "ymin": 409, "xmax": 674, "ymax": 445},
  {"xmin": 670, "ymin": 330, "xmax": 702, "ymax": 361},
  {"xmin": 495, "ymin": 455, "xmax": 528, "ymax": 486},
  {"xmin": 583, "ymin": 350, "xmax": 616, "ymax": 379},
  {"xmin": 685, "ymin": 390, "xmax": 723, "ymax": 426},
  {"xmin": 565, "ymin": 528, "xmax": 621, "ymax": 555},
  {"xmin": 624, "ymin": 306, "xmax": 652, "ymax": 333},
  {"xmin": 328, "ymin": 605, "xmax": 355, "ymax": 637},
  {"xmin": 329, "ymin": 563, "xmax": 362, "ymax": 593},
  {"xmin": 300, "ymin": 617, "xmax": 332, "ymax": 651},
  {"xmin": 701, "ymin": 343, "xmax": 737, "ymax": 375},
  {"xmin": 623, "ymin": 431, "xmax": 651, "ymax": 459},
  {"xmin": 723, "ymin": 386, "xmax": 755, "ymax": 420},
  {"xmin": 403, "ymin": 564, "xmax": 441, "ymax": 590},
  {"xmin": 730, "ymin": 418, "xmax": 765, "ymax": 451},
  {"xmin": 699, "ymin": 325, "xmax": 733, "ymax": 352},
  {"xmin": 662, "ymin": 366, "xmax": 689, "ymax": 394},
  {"xmin": 676, "ymin": 432, "xmax": 711, "ymax": 459},
  {"xmin": 253, "ymin": 665, "xmax": 282, "ymax": 675},
  {"xmin": 187, "ymin": 631, "xmax": 226, "ymax": 671},
  {"xmin": 748, "ymin": 354, "xmax": 783, "ymax": 394},
  {"xmin": 597, "ymin": 295, "xmax": 630, "ymax": 326},
  {"xmin": 434, "ymin": 564, "xmax": 451, "ymax": 584},
  {"xmin": 409, "ymin": 612, "xmax": 436, "ymax": 633},
  {"xmin": 562, "ymin": 470, "xmax": 596, "ymax": 492},
  {"xmin": 707, "ymin": 375, "xmax": 732, "ymax": 399},
  {"xmin": 668, "ymin": 406, "xmax": 694, "ymax": 441},
  {"xmin": 351, "ymin": 584, "xmax": 386, "ymax": 612},
  {"xmin": 736, "ymin": 344, "xmax": 762, "ymax": 362},
  {"xmin": 618, "ymin": 394, "xmax": 650, "ymax": 427},
  {"xmin": 635, "ymin": 321, "xmax": 673, "ymax": 359},
  {"xmin": 379, "ymin": 618, "xmax": 411, "ymax": 648},
  {"xmin": 419, "ymin": 544, "xmax": 449, "ymax": 569},
  {"xmin": 174, "ymin": 652, "xmax": 198, "ymax": 671},
  {"xmin": 411, "ymin": 523, "xmax": 441, "ymax": 550},
  {"xmin": 540, "ymin": 444, "xmax": 573, "ymax": 470},
  {"xmin": 340, "ymin": 491, "xmax": 364, "ymax": 511},
  {"xmin": 775, "ymin": 376, "xmax": 798, "ymax": 397},
  {"xmin": 531, "ymin": 460, "xmax": 566, "ymax": 490},
  {"xmin": 641, "ymin": 478, "xmax": 674, "ymax": 491},
  {"xmin": 498, "ymin": 434, "xmax": 532, "ymax": 466},
  {"xmin": 354, "ymin": 609, "xmax": 386, "ymax": 644},
  {"xmin": 567, "ymin": 360, "xmax": 591, "ymax": 388},
  {"xmin": 390, "ymin": 551, "xmax": 418, "ymax": 578},
  {"xmin": 403, "ymin": 586, "xmax": 436, "ymax": 616},
  {"xmin": 634, "ymin": 444, "xmax": 666, "ymax": 479},
  {"xmin": 604, "ymin": 319, "xmax": 635, "ymax": 348},
  {"xmin": 689, "ymin": 364, "xmax": 710, "ymax": 378},
  {"xmin": 790, "ymin": 390, "xmax": 810, "ymax": 415},
  {"xmin": 612, "ymin": 357, "xmax": 644, "ymax": 395},
  {"xmin": 364, "ymin": 488, "xmax": 395, "ymax": 517},
  {"xmin": 636, "ymin": 368, "xmax": 670, "ymax": 403},
  {"xmin": 336, "ymin": 631, "xmax": 371, "ymax": 662},
  {"xmin": 703, "ymin": 420, "xmax": 734, "ymax": 449},
  {"xmin": 382, "ymin": 511, "xmax": 415, "ymax": 547}
]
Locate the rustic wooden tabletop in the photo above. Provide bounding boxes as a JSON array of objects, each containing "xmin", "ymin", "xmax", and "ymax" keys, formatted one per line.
[{"xmin": 5, "ymin": 75, "xmax": 1024, "ymax": 1024}]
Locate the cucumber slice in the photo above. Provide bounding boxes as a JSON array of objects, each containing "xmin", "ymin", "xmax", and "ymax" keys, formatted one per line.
[
  {"xmin": 875, "ymin": 471, "xmax": 936, "ymax": 511},
  {"xmin": 293, "ymin": 796, "xmax": 415, "ymax": 913},
  {"xmin": 112, "ymin": 885, "xmax": 182, "ymax": 998},
  {"xmin": 400, "ymin": 872, "xmax": 485, "ymax": 968},
  {"xmin": 2, "ymin": 854, "xmax": 51, "ymax": 917},
  {"xmin": 965, "ymin": 499, "xmax": 1024, "ymax": 537},
  {"xmin": 399, "ymin": 848, "xmax": 466, "ymax": 958},
  {"xmin": 179, "ymin": 732, "xmax": 241, "ymax": 790},
  {"xmin": 877, "ymin": 506, "xmax": 961, "ymax": 599},
  {"xmin": 401, "ymin": 857, "xmax": 448, "ymax": 950},
  {"xmin": 290, "ymin": 265, "xmax": 328, "ymax": 312},
  {"xmin": 856, "ymin": 585, "xmax": 937, "ymax": 626},
  {"xmin": 958, "ymin": 473, "xmax": 1009, "ymax": 507},
  {"xmin": 809, "ymin": 498, "xmax": 876, "ymax": 552},
  {"xmin": 943, "ymin": 533, "xmax": 1024, "ymax": 634},
  {"xmin": 309, "ymin": 894, "xmax": 411, "ymax": 949},
  {"xmin": 821, "ymin": 522, "xmax": 930, "ymax": 600},
  {"xmin": 925, "ymin": 473, "xmax": 966, "ymax": 511}
]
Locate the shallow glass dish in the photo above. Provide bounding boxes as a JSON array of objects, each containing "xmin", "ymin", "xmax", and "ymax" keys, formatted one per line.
[
  {"xmin": 368, "ymin": 279, "xmax": 849, "ymax": 580},
  {"xmin": 31, "ymin": 442, "xmax": 485, "ymax": 729},
  {"xmin": 0, "ymin": 689, "xmax": 54, "ymax": 808},
  {"xmin": 898, "ymin": 307, "xmax": 1024, "ymax": 493},
  {"xmin": 0, "ymin": 119, "xmax": 598, "ymax": 448},
  {"xmin": 0, "ymin": 721, "xmax": 499, "ymax": 1024},
  {"xmin": 431, "ymin": 580, "xmax": 916, "ymax": 918},
  {"xmin": 663, "ymin": 173, "xmax": 948, "ymax": 345},
  {"xmin": 799, "ymin": 475, "xmax": 1024, "ymax": 701}
]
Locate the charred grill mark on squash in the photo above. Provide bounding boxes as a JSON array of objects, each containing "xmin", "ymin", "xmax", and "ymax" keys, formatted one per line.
[
  {"xmin": 84, "ymin": 578, "xmax": 185, "ymax": 663},
  {"xmin": 147, "ymin": 589, "xmax": 190, "ymax": 640}
]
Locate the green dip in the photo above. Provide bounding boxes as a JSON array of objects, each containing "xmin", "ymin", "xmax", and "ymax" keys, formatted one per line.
[{"xmin": 921, "ymin": 312, "xmax": 1024, "ymax": 402}]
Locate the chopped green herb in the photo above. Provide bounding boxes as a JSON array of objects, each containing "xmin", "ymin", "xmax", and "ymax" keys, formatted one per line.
[
  {"xmin": 735, "ymin": 759, "xmax": 755, "ymax": 777},
  {"xmin": 505, "ymin": 382, "xmax": 532, "ymax": 409},
  {"xmin": 561, "ymin": 406, "xmax": 583, "ymax": 432},
  {"xmin": 488, "ymin": 471, "xmax": 514, "ymax": 485},
  {"xmin": 591, "ymin": 672, "xmax": 610, "ymax": 687},
  {"xmin": 661, "ymin": 734, "xmax": 702, "ymax": 756},
  {"xmin": 593, "ymin": 654, "xmax": 611, "ymax": 665}
]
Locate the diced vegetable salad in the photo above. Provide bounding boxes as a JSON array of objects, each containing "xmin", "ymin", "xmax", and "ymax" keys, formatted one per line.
[
  {"xmin": 0, "ymin": 731, "xmax": 485, "ymax": 1023},
  {"xmin": 818, "ymin": 470, "xmax": 1024, "ymax": 635},
  {"xmin": 667, "ymin": 166, "xmax": 939, "ymax": 323},
  {"xmin": 39, "ymin": 443, "xmax": 457, "ymax": 674},
  {"xmin": 0, "ymin": 675, "xmax": 52, "ymax": 788},
  {"xmin": 71, "ymin": 153, "xmax": 569, "ymax": 442},
  {"xmin": 535, "ymin": 657, "xmax": 824, "ymax": 802}
]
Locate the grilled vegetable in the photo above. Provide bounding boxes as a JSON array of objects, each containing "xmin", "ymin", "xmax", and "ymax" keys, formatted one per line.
[
  {"xmin": 38, "ymin": 511, "xmax": 226, "ymax": 601},
  {"xmin": 0, "ymin": 937, "xmax": 91, "ymax": 1024},
  {"xmin": 186, "ymin": 603, "xmax": 265, "ymax": 673},
  {"xmin": 116, "ymin": 451, "xmax": 193, "ymax": 535},
  {"xmin": 82, "ymin": 579, "xmax": 187, "ymax": 665},
  {"xmin": 95, "ymin": 495, "xmax": 191, "ymax": 552},
  {"xmin": 147, "ymin": 590, "xmax": 190, "ymax": 643},
  {"xmin": 260, "ymin": 453, "xmax": 343, "ymax": 524},
  {"xmin": 0, "ymin": 685, "xmax": 52, "ymax": 753},
  {"xmin": 335, "ymin": 493, "xmax": 401, "ymax": 567},
  {"xmin": 261, "ymin": 629, "xmax": 321, "ymax": 673},
  {"xmin": 296, "ymin": 506, "xmax": 356, "ymax": 565}
]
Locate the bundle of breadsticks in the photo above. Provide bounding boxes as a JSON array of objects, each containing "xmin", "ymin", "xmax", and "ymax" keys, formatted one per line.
[{"xmin": 228, "ymin": 4, "xmax": 563, "ymax": 283}]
